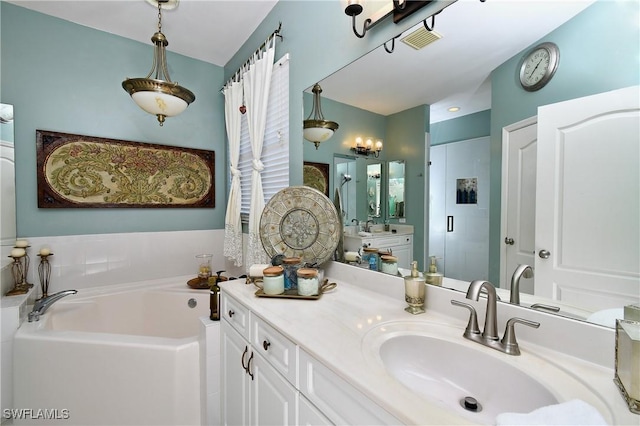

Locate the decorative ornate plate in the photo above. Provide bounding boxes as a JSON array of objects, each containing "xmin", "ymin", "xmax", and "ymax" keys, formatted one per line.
[{"xmin": 260, "ymin": 186, "xmax": 340, "ymax": 266}]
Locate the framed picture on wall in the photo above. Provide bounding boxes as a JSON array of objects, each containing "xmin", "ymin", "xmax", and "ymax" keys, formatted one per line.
[
  {"xmin": 303, "ymin": 161, "xmax": 329, "ymax": 197},
  {"xmin": 36, "ymin": 130, "xmax": 215, "ymax": 208}
]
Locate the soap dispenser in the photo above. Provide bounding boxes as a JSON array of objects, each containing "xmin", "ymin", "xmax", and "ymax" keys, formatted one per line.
[
  {"xmin": 425, "ymin": 256, "xmax": 443, "ymax": 286},
  {"xmin": 403, "ymin": 261, "xmax": 425, "ymax": 315}
]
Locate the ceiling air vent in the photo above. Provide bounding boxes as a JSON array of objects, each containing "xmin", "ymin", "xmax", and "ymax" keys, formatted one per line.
[{"xmin": 401, "ymin": 27, "xmax": 442, "ymax": 50}]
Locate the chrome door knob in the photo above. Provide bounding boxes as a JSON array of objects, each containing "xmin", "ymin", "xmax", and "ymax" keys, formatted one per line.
[
  {"xmin": 504, "ymin": 237, "xmax": 515, "ymax": 245},
  {"xmin": 538, "ymin": 250, "xmax": 550, "ymax": 259}
]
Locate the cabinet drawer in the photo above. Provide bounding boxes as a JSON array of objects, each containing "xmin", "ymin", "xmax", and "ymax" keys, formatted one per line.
[
  {"xmin": 221, "ymin": 292, "xmax": 250, "ymax": 340},
  {"xmin": 299, "ymin": 349, "xmax": 400, "ymax": 425},
  {"xmin": 251, "ymin": 315, "xmax": 298, "ymax": 387}
]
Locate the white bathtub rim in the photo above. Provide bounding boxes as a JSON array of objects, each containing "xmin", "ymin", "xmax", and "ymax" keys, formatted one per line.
[
  {"xmin": 54, "ymin": 274, "xmax": 202, "ymax": 300},
  {"xmin": 16, "ymin": 274, "xmax": 213, "ymax": 348}
]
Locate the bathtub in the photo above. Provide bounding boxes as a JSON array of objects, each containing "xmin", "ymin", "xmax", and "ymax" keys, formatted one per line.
[{"xmin": 12, "ymin": 277, "xmax": 211, "ymax": 426}]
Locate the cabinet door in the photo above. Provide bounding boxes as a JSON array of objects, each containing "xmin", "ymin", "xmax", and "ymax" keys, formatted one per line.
[
  {"xmin": 299, "ymin": 395, "xmax": 332, "ymax": 426},
  {"xmin": 250, "ymin": 350, "xmax": 298, "ymax": 426},
  {"xmin": 391, "ymin": 244, "xmax": 411, "ymax": 269},
  {"xmin": 221, "ymin": 320, "xmax": 250, "ymax": 426}
]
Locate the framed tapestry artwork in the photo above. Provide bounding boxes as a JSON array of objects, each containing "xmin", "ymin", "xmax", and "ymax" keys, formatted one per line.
[
  {"xmin": 303, "ymin": 161, "xmax": 329, "ymax": 197},
  {"xmin": 36, "ymin": 130, "xmax": 215, "ymax": 208}
]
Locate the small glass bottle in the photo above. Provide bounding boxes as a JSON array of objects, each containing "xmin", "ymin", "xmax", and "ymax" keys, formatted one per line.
[
  {"xmin": 362, "ymin": 247, "xmax": 378, "ymax": 271},
  {"xmin": 262, "ymin": 266, "xmax": 285, "ymax": 295},
  {"xmin": 282, "ymin": 257, "xmax": 302, "ymax": 290},
  {"xmin": 380, "ymin": 255, "xmax": 398, "ymax": 276},
  {"xmin": 296, "ymin": 268, "xmax": 319, "ymax": 296}
]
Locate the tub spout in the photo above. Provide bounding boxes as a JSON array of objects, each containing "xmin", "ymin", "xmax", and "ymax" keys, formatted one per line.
[{"xmin": 28, "ymin": 290, "xmax": 78, "ymax": 322}]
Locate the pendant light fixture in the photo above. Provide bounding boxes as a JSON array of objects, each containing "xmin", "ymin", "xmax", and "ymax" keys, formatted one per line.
[
  {"xmin": 122, "ymin": 0, "xmax": 195, "ymax": 126},
  {"xmin": 303, "ymin": 84, "xmax": 339, "ymax": 150}
]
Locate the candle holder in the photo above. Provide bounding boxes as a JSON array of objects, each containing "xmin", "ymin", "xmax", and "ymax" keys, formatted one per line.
[
  {"xmin": 5, "ymin": 255, "xmax": 29, "ymax": 296},
  {"xmin": 38, "ymin": 253, "xmax": 53, "ymax": 298},
  {"xmin": 23, "ymin": 246, "xmax": 34, "ymax": 288}
]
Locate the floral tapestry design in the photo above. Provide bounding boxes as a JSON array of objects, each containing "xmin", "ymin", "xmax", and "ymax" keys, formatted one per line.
[{"xmin": 36, "ymin": 130, "xmax": 215, "ymax": 208}]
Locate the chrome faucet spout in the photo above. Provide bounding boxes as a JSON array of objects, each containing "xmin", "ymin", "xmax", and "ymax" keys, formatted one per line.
[
  {"xmin": 465, "ymin": 280, "xmax": 499, "ymax": 341},
  {"xmin": 28, "ymin": 289, "xmax": 78, "ymax": 322},
  {"xmin": 510, "ymin": 264, "xmax": 534, "ymax": 304},
  {"xmin": 364, "ymin": 219, "xmax": 375, "ymax": 233}
]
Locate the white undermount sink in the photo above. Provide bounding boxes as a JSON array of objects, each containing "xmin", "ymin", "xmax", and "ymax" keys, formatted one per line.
[
  {"xmin": 362, "ymin": 320, "xmax": 613, "ymax": 425},
  {"xmin": 380, "ymin": 334, "xmax": 557, "ymax": 423}
]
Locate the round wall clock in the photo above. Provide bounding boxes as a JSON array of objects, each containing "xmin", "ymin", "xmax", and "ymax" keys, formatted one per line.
[{"xmin": 519, "ymin": 42, "xmax": 560, "ymax": 92}]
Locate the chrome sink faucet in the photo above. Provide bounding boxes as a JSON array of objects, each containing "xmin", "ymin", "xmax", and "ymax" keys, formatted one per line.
[
  {"xmin": 466, "ymin": 280, "xmax": 499, "ymax": 340},
  {"xmin": 510, "ymin": 264, "xmax": 534, "ymax": 304},
  {"xmin": 28, "ymin": 290, "xmax": 77, "ymax": 322},
  {"xmin": 364, "ymin": 219, "xmax": 375, "ymax": 233},
  {"xmin": 451, "ymin": 280, "xmax": 539, "ymax": 355}
]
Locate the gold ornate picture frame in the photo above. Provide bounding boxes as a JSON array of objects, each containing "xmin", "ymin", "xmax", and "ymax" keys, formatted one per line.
[
  {"xmin": 36, "ymin": 130, "xmax": 215, "ymax": 208},
  {"xmin": 303, "ymin": 161, "xmax": 329, "ymax": 197}
]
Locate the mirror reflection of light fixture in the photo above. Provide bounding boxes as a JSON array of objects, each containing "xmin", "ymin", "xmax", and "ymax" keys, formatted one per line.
[
  {"xmin": 303, "ymin": 84, "xmax": 339, "ymax": 150},
  {"xmin": 122, "ymin": 0, "xmax": 195, "ymax": 126},
  {"xmin": 351, "ymin": 136, "xmax": 383, "ymax": 158}
]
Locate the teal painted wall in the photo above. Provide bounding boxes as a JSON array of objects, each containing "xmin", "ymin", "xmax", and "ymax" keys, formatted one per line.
[
  {"xmin": 386, "ymin": 105, "xmax": 429, "ymax": 266},
  {"xmin": 487, "ymin": 0, "xmax": 640, "ymax": 283},
  {"xmin": 430, "ymin": 110, "xmax": 490, "ymax": 146},
  {"xmin": 1, "ymin": 3, "xmax": 226, "ymax": 238},
  {"xmin": 302, "ymin": 92, "xmax": 387, "ymax": 196},
  {"xmin": 224, "ymin": 0, "xmax": 456, "ymax": 190}
]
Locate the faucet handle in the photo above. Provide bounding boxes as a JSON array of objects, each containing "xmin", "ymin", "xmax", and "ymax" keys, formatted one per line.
[
  {"xmin": 500, "ymin": 317, "xmax": 540, "ymax": 355},
  {"xmin": 451, "ymin": 300, "xmax": 481, "ymax": 337}
]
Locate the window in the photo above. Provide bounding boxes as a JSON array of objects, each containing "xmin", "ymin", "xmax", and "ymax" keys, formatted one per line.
[{"xmin": 237, "ymin": 54, "xmax": 289, "ymax": 219}]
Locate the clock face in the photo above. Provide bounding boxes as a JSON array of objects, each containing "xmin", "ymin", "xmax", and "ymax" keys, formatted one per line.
[{"xmin": 519, "ymin": 42, "xmax": 559, "ymax": 92}]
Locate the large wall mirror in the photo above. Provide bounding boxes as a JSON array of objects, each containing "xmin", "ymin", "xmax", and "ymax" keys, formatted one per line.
[
  {"xmin": 303, "ymin": 0, "xmax": 639, "ymax": 328},
  {"xmin": 1, "ymin": 103, "xmax": 16, "ymax": 294}
]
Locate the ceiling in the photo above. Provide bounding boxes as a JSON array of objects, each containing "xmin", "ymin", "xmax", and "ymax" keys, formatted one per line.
[
  {"xmin": 9, "ymin": 0, "xmax": 595, "ymax": 123},
  {"xmin": 317, "ymin": 0, "xmax": 595, "ymax": 122},
  {"xmin": 6, "ymin": 0, "xmax": 279, "ymax": 67}
]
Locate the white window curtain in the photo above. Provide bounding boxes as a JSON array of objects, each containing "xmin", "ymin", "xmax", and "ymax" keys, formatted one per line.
[
  {"xmin": 238, "ymin": 55, "xmax": 289, "ymax": 217},
  {"xmin": 244, "ymin": 37, "xmax": 276, "ymax": 268},
  {"xmin": 222, "ymin": 79, "xmax": 244, "ymax": 266},
  {"xmin": 224, "ymin": 39, "xmax": 289, "ymax": 269}
]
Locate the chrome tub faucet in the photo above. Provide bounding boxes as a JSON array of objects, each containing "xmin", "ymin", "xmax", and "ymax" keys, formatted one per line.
[
  {"xmin": 451, "ymin": 280, "xmax": 539, "ymax": 355},
  {"xmin": 28, "ymin": 290, "xmax": 78, "ymax": 322}
]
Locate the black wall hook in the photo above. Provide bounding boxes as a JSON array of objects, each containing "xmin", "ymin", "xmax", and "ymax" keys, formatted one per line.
[{"xmin": 423, "ymin": 10, "xmax": 442, "ymax": 32}]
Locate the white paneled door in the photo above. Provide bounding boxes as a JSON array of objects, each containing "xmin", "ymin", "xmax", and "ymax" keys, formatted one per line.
[
  {"xmin": 501, "ymin": 118, "xmax": 537, "ymax": 291},
  {"xmin": 430, "ymin": 137, "xmax": 490, "ymax": 281},
  {"xmin": 535, "ymin": 86, "xmax": 640, "ymax": 310}
]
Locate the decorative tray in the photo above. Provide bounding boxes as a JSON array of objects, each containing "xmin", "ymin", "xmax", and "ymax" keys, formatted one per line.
[
  {"xmin": 255, "ymin": 288, "xmax": 322, "ymax": 300},
  {"xmin": 187, "ymin": 277, "xmax": 209, "ymax": 289},
  {"xmin": 187, "ymin": 276, "xmax": 228, "ymax": 290},
  {"xmin": 254, "ymin": 281, "xmax": 337, "ymax": 300}
]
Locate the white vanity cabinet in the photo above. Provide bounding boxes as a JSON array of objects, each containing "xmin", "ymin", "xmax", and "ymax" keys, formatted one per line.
[
  {"xmin": 221, "ymin": 316, "xmax": 298, "ymax": 425},
  {"xmin": 344, "ymin": 233, "xmax": 414, "ymax": 269},
  {"xmin": 220, "ymin": 290, "xmax": 391, "ymax": 425}
]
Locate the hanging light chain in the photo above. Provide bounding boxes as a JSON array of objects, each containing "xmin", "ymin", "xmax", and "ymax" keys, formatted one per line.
[{"xmin": 157, "ymin": 1, "xmax": 163, "ymax": 33}]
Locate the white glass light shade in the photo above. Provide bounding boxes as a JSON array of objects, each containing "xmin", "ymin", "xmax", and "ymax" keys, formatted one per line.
[
  {"xmin": 131, "ymin": 90, "xmax": 188, "ymax": 117},
  {"xmin": 303, "ymin": 126, "xmax": 335, "ymax": 144}
]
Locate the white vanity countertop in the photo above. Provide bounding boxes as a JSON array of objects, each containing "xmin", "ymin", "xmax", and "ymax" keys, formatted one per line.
[{"xmin": 220, "ymin": 264, "xmax": 636, "ymax": 425}]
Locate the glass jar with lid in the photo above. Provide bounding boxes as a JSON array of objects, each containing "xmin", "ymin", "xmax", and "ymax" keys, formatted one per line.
[
  {"xmin": 296, "ymin": 268, "xmax": 319, "ymax": 296},
  {"xmin": 380, "ymin": 255, "xmax": 398, "ymax": 276},
  {"xmin": 282, "ymin": 256, "xmax": 302, "ymax": 290},
  {"xmin": 362, "ymin": 247, "xmax": 379, "ymax": 271},
  {"xmin": 262, "ymin": 266, "xmax": 284, "ymax": 295}
]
